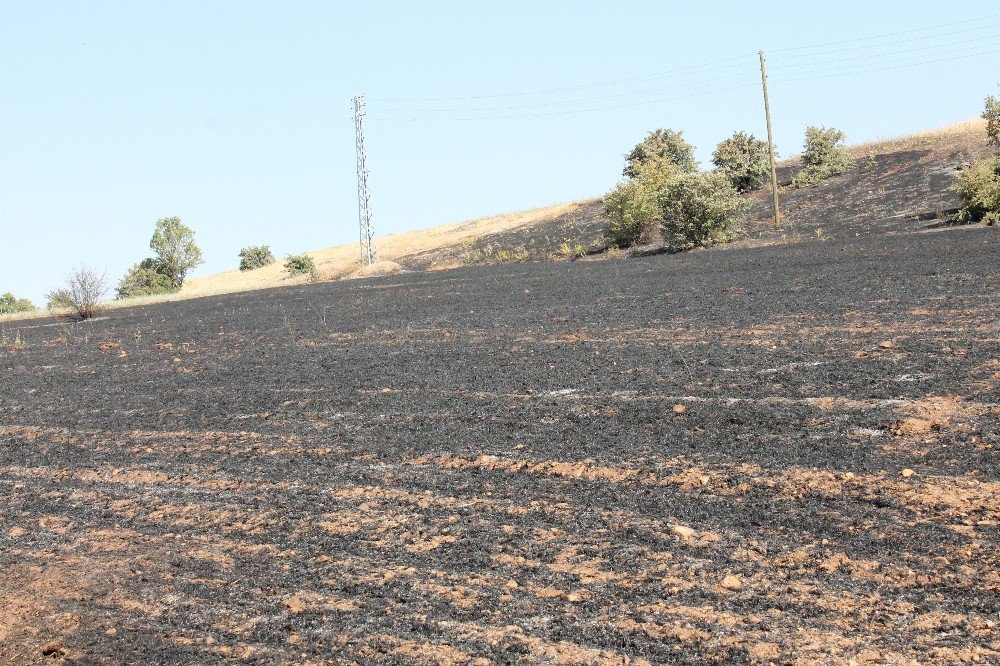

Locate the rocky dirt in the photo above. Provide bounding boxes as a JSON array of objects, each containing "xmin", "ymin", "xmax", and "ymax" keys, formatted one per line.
[{"xmin": 1, "ymin": 215, "xmax": 998, "ymax": 663}]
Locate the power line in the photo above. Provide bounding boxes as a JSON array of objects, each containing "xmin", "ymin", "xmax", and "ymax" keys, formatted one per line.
[
  {"xmin": 768, "ymin": 27, "xmax": 1000, "ymax": 69},
  {"xmin": 770, "ymin": 12, "xmax": 1000, "ymax": 53},
  {"xmin": 366, "ymin": 12, "xmax": 1000, "ymax": 111},
  {"xmin": 359, "ymin": 12, "xmax": 998, "ymax": 124},
  {"xmin": 367, "ymin": 44, "xmax": 997, "ymax": 122},
  {"xmin": 369, "ymin": 82, "xmax": 759, "ymax": 122},
  {"xmin": 369, "ymin": 54, "xmax": 756, "ymax": 103},
  {"xmin": 373, "ymin": 68, "xmax": 758, "ymax": 115},
  {"xmin": 771, "ymin": 46, "xmax": 1000, "ymax": 85},
  {"xmin": 367, "ymin": 36, "xmax": 998, "ymax": 123}
]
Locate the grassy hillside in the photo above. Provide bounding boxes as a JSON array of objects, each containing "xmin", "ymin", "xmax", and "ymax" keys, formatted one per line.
[
  {"xmin": 186, "ymin": 118, "xmax": 994, "ymax": 289},
  {"xmin": 179, "ymin": 200, "xmax": 598, "ymax": 297},
  {"xmin": 1, "ymin": 120, "xmax": 990, "ymax": 323}
]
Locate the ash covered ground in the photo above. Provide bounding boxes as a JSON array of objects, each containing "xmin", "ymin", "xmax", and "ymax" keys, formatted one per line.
[{"xmin": 1, "ymin": 224, "xmax": 998, "ymax": 664}]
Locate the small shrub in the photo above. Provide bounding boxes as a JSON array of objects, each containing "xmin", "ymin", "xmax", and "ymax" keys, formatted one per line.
[
  {"xmin": 658, "ymin": 171, "xmax": 749, "ymax": 251},
  {"xmin": 603, "ymin": 167, "xmax": 668, "ymax": 248},
  {"xmin": 624, "ymin": 129, "xmax": 698, "ymax": 179},
  {"xmin": 284, "ymin": 253, "xmax": 316, "ymax": 277},
  {"xmin": 56, "ymin": 266, "xmax": 109, "ymax": 320},
  {"xmin": 0, "ymin": 293, "xmax": 36, "ymax": 315},
  {"xmin": 712, "ymin": 132, "xmax": 772, "ymax": 193},
  {"xmin": 116, "ymin": 258, "xmax": 176, "ymax": 299},
  {"xmin": 954, "ymin": 157, "xmax": 1000, "ymax": 224},
  {"xmin": 791, "ymin": 126, "xmax": 854, "ymax": 187},
  {"xmin": 476, "ymin": 245, "xmax": 529, "ymax": 265},
  {"xmin": 239, "ymin": 245, "xmax": 276, "ymax": 271},
  {"xmin": 45, "ymin": 289, "xmax": 74, "ymax": 311}
]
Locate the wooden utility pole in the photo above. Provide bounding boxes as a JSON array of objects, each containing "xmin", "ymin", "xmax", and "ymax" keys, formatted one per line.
[{"xmin": 759, "ymin": 50, "xmax": 781, "ymax": 230}]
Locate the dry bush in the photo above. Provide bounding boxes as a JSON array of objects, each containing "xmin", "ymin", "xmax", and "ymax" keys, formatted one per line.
[{"xmin": 53, "ymin": 265, "xmax": 109, "ymax": 320}]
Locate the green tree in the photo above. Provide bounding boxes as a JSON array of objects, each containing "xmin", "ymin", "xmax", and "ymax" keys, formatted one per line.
[
  {"xmin": 984, "ymin": 90, "xmax": 1000, "ymax": 155},
  {"xmin": 0, "ymin": 292, "xmax": 36, "ymax": 314},
  {"xmin": 953, "ymin": 91, "xmax": 1000, "ymax": 224},
  {"xmin": 791, "ymin": 126, "xmax": 853, "ymax": 187},
  {"xmin": 712, "ymin": 132, "xmax": 773, "ymax": 193},
  {"xmin": 658, "ymin": 171, "xmax": 749, "ymax": 251},
  {"xmin": 116, "ymin": 258, "xmax": 176, "ymax": 299},
  {"xmin": 150, "ymin": 217, "xmax": 204, "ymax": 288},
  {"xmin": 624, "ymin": 129, "xmax": 698, "ymax": 179}
]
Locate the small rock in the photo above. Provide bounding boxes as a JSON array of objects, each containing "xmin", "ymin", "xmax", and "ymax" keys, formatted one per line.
[
  {"xmin": 672, "ymin": 404, "xmax": 687, "ymax": 414},
  {"xmin": 878, "ymin": 340, "xmax": 895, "ymax": 349},
  {"xmin": 720, "ymin": 575, "xmax": 743, "ymax": 591},
  {"xmin": 504, "ymin": 579, "xmax": 519, "ymax": 590},
  {"xmin": 284, "ymin": 593, "xmax": 310, "ymax": 614},
  {"xmin": 901, "ymin": 468, "xmax": 915, "ymax": 478},
  {"xmin": 671, "ymin": 524, "xmax": 696, "ymax": 539}
]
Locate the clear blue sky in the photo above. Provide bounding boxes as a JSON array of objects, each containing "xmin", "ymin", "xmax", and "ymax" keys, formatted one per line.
[{"xmin": 2, "ymin": 0, "xmax": 997, "ymax": 304}]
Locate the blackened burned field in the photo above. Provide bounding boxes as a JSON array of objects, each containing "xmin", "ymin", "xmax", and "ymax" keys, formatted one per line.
[{"xmin": 2, "ymin": 227, "xmax": 999, "ymax": 665}]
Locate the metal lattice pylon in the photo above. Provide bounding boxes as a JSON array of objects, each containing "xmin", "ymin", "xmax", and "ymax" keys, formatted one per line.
[{"xmin": 353, "ymin": 95, "xmax": 379, "ymax": 265}]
